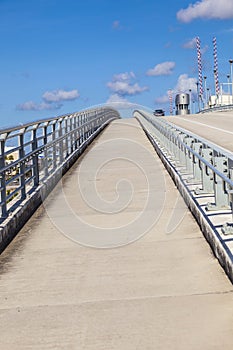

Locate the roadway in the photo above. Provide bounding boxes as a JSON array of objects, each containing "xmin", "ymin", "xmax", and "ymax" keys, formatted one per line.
[
  {"xmin": 0, "ymin": 118, "xmax": 233, "ymax": 349},
  {"xmin": 164, "ymin": 110, "xmax": 233, "ymax": 153}
]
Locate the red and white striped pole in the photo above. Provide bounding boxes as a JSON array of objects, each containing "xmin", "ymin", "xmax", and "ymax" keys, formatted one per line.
[
  {"xmin": 196, "ymin": 37, "xmax": 203, "ymax": 101},
  {"xmin": 213, "ymin": 37, "xmax": 220, "ymax": 97}
]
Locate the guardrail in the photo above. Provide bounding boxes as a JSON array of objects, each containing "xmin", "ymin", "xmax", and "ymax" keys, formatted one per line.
[
  {"xmin": 199, "ymin": 104, "xmax": 233, "ymax": 113},
  {"xmin": 134, "ymin": 109, "xmax": 233, "ymax": 281},
  {"xmin": 0, "ymin": 107, "xmax": 120, "ymax": 221}
]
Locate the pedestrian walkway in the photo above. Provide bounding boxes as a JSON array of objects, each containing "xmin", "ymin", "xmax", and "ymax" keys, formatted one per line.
[{"xmin": 0, "ymin": 118, "xmax": 233, "ymax": 350}]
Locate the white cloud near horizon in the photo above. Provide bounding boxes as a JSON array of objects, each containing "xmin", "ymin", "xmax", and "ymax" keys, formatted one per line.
[
  {"xmin": 106, "ymin": 94, "xmax": 138, "ymax": 109},
  {"xmin": 17, "ymin": 89, "xmax": 80, "ymax": 111},
  {"xmin": 174, "ymin": 74, "xmax": 197, "ymax": 93},
  {"xmin": 146, "ymin": 61, "xmax": 175, "ymax": 76},
  {"xmin": 177, "ymin": 0, "xmax": 233, "ymax": 23},
  {"xmin": 155, "ymin": 94, "xmax": 170, "ymax": 104},
  {"xmin": 107, "ymin": 72, "xmax": 149, "ymax": 96},
  {"xmin": 183, "ymin": 38, "xmax": 197, "ymax": 49},
  {"xmin": 155, "ymin": 74, "xmax": 197, "ymax": 104},
  {"xmin": 183, "ymin": 37, "xmax": 209, "ymax": 55},
  {"xmin": 43, "ymin": 89, "xmax": 80, "ymax": 103},
  {"xmin": 16, "ymin": 101, "xmax": 62, "ymax": 111}
]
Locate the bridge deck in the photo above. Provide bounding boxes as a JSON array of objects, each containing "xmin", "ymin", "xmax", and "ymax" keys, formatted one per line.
[
  {"xmin": 165, "ymin": 110, "xmax": 233, "ymax": 152},
  {"xmin": 0, "ymin": 119, "xmax": 233, "ymax": 349}
]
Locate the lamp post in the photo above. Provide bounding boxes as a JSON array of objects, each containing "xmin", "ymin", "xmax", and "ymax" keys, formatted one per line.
[
  {"xmin": 207, "ymin": 88, "xmax": 210, "ymax": 107},
  {"xmin": 189, "ymin": 89, "xmax": 192, "ymax": 114},
  {"xmin": 229, "ymin": 59, "xmax": 233, "ymax": 104},
  {"xmin": 227, "ymin": 74, "xmax": 230, "ymax": 105},
  {"xmin": 193, "ymin": 100, "xmax": 195, "ymax": 114},
  {"xmin": 203, "ymin": 76, "xmax": 207, "ymax": 107}
]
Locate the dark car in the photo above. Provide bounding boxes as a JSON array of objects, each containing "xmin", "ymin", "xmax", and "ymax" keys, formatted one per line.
[{"xmin": 153, "ymin": 109, "xmax": 165, "ymax": 116}]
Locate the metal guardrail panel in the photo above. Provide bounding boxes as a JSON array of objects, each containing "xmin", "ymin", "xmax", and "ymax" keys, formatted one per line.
[
  {"xmin": 134, "ymin": 109, "xmax": 233, "ymax": 233},
  {"xmin": 134, "ymin": 109, "xmax": 233, "ymax": 282},
  {"xmin": 0, "ymin": 107, "xmax": 120, "ymax": 220}
]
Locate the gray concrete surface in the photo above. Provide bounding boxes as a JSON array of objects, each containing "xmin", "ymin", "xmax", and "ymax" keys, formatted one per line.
[
  {"xmin": 165, "ymin": 111, "xmax": 233, "ymax": 152},
  {"xmin": 0, "ymin": 118, "xmax": 233, "ymax": 349}
]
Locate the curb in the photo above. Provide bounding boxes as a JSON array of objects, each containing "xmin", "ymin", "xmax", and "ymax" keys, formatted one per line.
[{"xmin": 141, "ymin": 124, "xmax": 233, "ymax": 284}]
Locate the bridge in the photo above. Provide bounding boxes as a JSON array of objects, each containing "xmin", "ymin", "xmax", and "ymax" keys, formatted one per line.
[{"xmin": 0, "ymin": 107, "xmax": 233, "ymax": 349}]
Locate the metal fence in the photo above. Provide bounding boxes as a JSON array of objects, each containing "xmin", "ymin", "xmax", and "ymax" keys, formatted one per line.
[
  {"xmin": 0, "ymin": 107, "xmax": 120, "ymax": 220},
  {"xmin": 134, "ymin": 110, "xmax": 233, "ymax": 234},
  {"xmin": 199, "ymin": 104, "xmax": 233, "ymax": 114}
]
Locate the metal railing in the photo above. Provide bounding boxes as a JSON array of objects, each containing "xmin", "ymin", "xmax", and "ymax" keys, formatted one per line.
[
  {"xmin": 0, "ymin": 107, "xmax": 120, "ymax": 220},
  {"xmin": 199, "ymin": 104, "xmax": 233, "ymax": 113},
  {"xmin": 134, "ymin": 110, "xmax": 233, "ymax": 234}
]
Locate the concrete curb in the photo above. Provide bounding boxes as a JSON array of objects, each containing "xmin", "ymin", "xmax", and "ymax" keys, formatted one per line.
[
  {"xmin": 141, "ymin": 125, "xmax": 233, "ymax": 284},
  {"xmin": 0, "ymin": 120, "xmax": 114, "ymax": 254}
]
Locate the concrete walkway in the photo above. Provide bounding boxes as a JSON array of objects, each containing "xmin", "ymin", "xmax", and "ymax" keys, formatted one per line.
[{"xmin": 0, "ymin": 118, "xmax": 233, "ymax": 349}]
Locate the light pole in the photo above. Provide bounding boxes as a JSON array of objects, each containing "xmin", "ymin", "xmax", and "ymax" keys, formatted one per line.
[
  {"xmin": 207, "ymin": 88, "xmax": 210, "ymax": 107},
  {"xmin": 193, "ymin": 100, "xmax": 195, "ymax": 114},
  {"xmin": 189, "ymin": 89, "xmax": 192, "ymax": 114},
  {"xmin": 196, "ymin": 81, "xmax": 200, "ymax": 112},
  {"xmin": 204, "ymin": 76, "xmax": 207, "ymax": 107},
  {"xmin": 227, "ymin": 74, "xmax": 230, "ymax": 105},
  {"xmin": 229, "ymin": 59, "xmax": 233, "ymax": 104}
]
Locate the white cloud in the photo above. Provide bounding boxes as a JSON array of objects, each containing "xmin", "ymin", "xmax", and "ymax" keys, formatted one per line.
[
  {"xmin": 155, "ymin": 74, "xmax": 197, "ymax": 105},
  {"xmin": 16, "ymin": 101, "xmax": 62, "ymax": 111},
  {"xmin": 174, "ymin": 74, "xmax": 197, "ymax": 93},
  {"xmin": 146, "ymin": 61, "xmax": 175, "ymax": 76},
  {"xmin": 111, "ymin": 72, "xmax": 136, "ymax": 82},
  {"xmin": 106, "ymin": 94, "xmax": 129, "ymax": 104},
  {"xmin": 155, "ymin": 94, "xmax": 170, "ymax": 104},
  {"xmin": 107, "ymin": 72, "xmax": 149, "ymax": 96},
  {"xmin": 106, "ymin": 94, "xmax": 137, "ymax": 109},
  {"xmin": 183, "ymin": 38, "xmax": 208, "ymax": 55},
  {"xmin": 177, "ymin": 0, "xmax": 233, "ymax": 23},
  {"xmin": 16, "ymin": 88, "xmax": 80, "ymax": 111},
  {"xmin": 183, "ymin": 38, "xmax": 197, "ymax": 49},
  {"xmin": 42, "ymin": 89, "xmax": 80, "ymax": 103}
]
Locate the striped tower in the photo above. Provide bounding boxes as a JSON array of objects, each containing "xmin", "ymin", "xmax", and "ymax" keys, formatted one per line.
[
  {"xmin": 213, "ymin": 37, "xmax": 220, "ymax": 96},
  {"xmin": 196, "ymin": 37, "xmax": 203, "ymax": 98}
]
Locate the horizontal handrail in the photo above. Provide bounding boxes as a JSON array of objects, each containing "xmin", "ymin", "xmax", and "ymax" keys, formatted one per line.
[
  {"xmin": 199, "ymin": 104, "xmax": 233, "ymax": 114},
  {"xmin": 0, "ymin": 107, "xmax": 120, "ymax": 220},
  {"xmin": 134, "ymin": 109, "xmax": 233, "ymax": 212}
]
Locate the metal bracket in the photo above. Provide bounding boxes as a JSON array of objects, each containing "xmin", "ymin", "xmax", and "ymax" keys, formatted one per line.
[{"xmin": 221, "ymin": 222, "xmax": 233, "ymax": 235}]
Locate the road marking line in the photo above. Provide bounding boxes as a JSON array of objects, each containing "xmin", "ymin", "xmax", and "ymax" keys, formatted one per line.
[{"xmin": 174, "ymin": 117, "xmax": 233, "ymax": 135}]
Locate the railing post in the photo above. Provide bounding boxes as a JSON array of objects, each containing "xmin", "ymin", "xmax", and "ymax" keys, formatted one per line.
[
  {"xmin": 51, "ymin": 122, "xmax": 57, "ymax": 171},
  {"xmin": 43, "ymin": 124, "xmax": 48, "ymax": 177},
  {"xmin": 18, "ymin": 130, "xmax": 26, "ymax": 200},
  {"xmin": 207, "ymin": 156, "xmax": 230, "ymax": 210},
  {"xmin": 58, "ymin": 119, "xmax": 64, "ymax": 165},
  {"xmin": 192, "ymin": 142, "xmax": 203, "ymax": 182},
  {"xmin": 31, "ymin": 127, "xmax": 39, "ymax": 188},
  {"xmin": 64, "ymin": 117, "xmax": 68, "ymax": 158},
  {"xmin": 70, "ymin": 116, "xmax": 75, "ymax": 153},
  {"xmin": 195, "ymin": 148, "xmax": 214, "ymax": 195}
]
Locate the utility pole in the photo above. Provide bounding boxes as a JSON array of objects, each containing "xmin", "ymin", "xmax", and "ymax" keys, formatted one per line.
[{"xmin": 229, "ymin": 59, "xmax": 233, "ymax": 104}]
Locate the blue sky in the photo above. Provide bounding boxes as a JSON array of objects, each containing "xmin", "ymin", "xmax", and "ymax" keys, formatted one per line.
[{"xmin": 1, "ymin": 0, "xmax": 233, "ymax": 126}]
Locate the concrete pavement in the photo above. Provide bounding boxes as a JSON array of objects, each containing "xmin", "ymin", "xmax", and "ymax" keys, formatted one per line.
[
  {"xmin": 0, "ymin": 118, "xmax": 233, "ymax": 349},
  {"xmin": 165, "ymin": 111, "xmax": 233, "ymax": 152}
]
